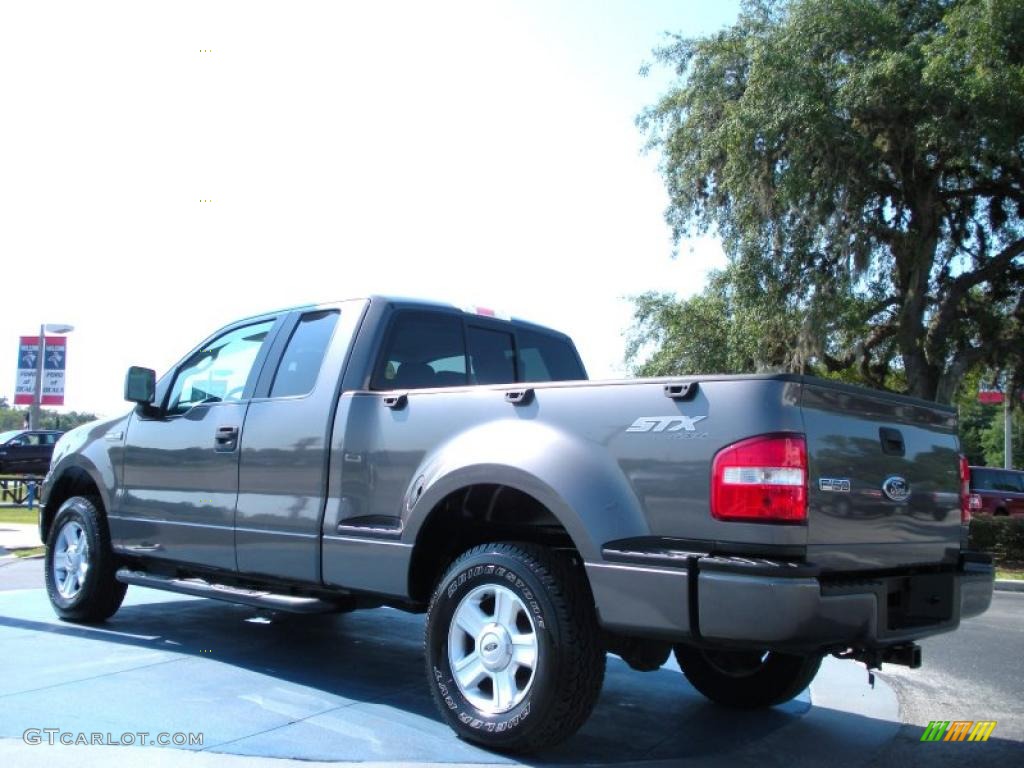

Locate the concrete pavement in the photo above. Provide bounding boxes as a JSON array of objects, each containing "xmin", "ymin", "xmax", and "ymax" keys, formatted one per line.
[
  {"xmin": 0, "ymin": 521, "xmax": 42, "ymax": 558},
  {"xmin": 0, "ymin": 560, "xmax": 1019, "ymax": 767},
  {"xmin": 0, "ymin": 562, "xmax": 902, "ymax": 768}
]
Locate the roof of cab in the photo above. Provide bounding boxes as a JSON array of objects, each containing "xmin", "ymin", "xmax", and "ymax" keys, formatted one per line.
[
  {"xmin": 367, "ymin": 295, "xmax": 573, "ymax": 340},
  {"xmin": 234, "ymin": 295, "xmax": 573, "ymax": 341}
]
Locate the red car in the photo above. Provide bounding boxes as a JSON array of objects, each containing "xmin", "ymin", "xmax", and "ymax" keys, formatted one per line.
[{"xmin": 969, "ymin": 466, "xmax": 1024, "ymax": 517}]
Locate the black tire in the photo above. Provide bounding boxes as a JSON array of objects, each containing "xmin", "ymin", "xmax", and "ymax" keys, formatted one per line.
[
  {"xmin": 44, "ymin": 496, "xmax": 127, "ymax": 623},
  {"xmin": 425, "ymin": 542, "xmax": 605, "ymax": 753},
  {"xmin": 674, "ymin": 644, "xmax": 822, "ymax": 708}
]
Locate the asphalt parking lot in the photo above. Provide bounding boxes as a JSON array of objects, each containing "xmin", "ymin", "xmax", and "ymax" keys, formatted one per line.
[{"xmin": 0, "ymin": 557, "xmax": 1020, "ymax": 767}]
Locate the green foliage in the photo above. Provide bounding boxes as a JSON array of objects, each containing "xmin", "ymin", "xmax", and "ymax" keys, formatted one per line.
[
  {"xmin": 626, "ymin": 263, "xmax": 806, "ymax": 376},
  {"xmin": 635, "ymin": 0, "xmax": 1024, "ymax": 402},
  {"xmin": 970, "ymin": 516, "xmax": 1024, "ymax": 564},
  {"xmin": 979, "ymin": 405, "xmax": 1024, "ymax": 469},
  {"xmin": 0, "ymin": 402, "xmax": 98, "ymax": 433}
]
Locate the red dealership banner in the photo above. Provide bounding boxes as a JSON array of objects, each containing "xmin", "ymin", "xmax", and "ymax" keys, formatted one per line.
[
  {"xmin": 978, "ymin": 386, "xmax": 1023, "ymax": 405},
  {"xmin": 14, "ymin": 336, "xmax": 67, "ymax": 406}
]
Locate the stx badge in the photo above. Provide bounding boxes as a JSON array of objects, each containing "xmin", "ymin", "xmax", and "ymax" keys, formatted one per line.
[{"xmin": 627, "ymin": 415, "xmax": 707, "ymax": 433}]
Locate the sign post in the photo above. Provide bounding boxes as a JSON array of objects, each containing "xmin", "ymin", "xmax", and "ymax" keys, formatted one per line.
[
  {"xmin": 1007, "ymin": 398, "xmax": 1014, "ymax": 470},
  {"xmin": 15, "ymin": 329, "xmax": 70, "ymax": 429}
]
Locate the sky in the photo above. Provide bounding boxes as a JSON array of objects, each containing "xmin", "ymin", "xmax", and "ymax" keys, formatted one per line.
[{"xmin": 0, "ymin": 0, "xmax": 742, "ymax": 418}]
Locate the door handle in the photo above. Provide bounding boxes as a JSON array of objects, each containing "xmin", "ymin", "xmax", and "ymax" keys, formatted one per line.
[
  {"xmin": 383, "ymin": 393, "xmax": 408, "ymax": 409},
  {"xmin": 214, "ymin": 426, "xmax": 239, "ymax": 452},
  {"xmin": 504, "ymin": 388, "xmax": 534, "ymax": 405}
]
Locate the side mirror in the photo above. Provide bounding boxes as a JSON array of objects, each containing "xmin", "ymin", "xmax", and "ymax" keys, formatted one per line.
[{"xmin": 124, "ymin": 366, "xmax": 156, "ymax": 405}]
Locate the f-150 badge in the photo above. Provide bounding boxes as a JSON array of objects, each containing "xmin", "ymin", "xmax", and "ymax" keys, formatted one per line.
[{"xmin": 627, "ymin": 415, "xmax": 707, "ymax": 433}]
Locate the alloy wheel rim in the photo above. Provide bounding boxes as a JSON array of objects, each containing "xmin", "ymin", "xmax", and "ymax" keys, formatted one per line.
[
  {"xmin": 448, "ymin": 583, "xmax": 538, "ymax": 714},
  {"xmin": 52, "ymin": 520, "xmax": 89, "ymax": 599}
]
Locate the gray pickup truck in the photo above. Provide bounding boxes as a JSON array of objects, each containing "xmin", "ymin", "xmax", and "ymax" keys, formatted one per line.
[{"xmin": 40, "ymin": 296, "xmax": 994, "ymax": 752}]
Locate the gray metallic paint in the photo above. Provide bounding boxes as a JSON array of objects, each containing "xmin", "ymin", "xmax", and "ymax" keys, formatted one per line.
[
  {"xmin": 800, "ymin": 381, "xmax": 962, "ymax": 570},
  {"xmin": 40, "ymin": 295, "xmax": 992, "ymax": 650},
  {"xmin": 236, "ymin": 301, "xmax": 367, "ymax": 582}
]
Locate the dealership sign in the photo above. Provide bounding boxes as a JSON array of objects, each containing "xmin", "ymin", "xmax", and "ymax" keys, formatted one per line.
[
  {"xmin": 14, "ymin": 336, "xmax": 66, "ymax": 406},
  {"xmin": 978, "ymin": 386, "xmax": 1023, "ymax": 405}
]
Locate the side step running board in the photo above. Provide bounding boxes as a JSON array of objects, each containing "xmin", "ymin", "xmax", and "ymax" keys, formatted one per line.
[{"xmin": 116, "ymin": 568, "xmax": 340, "ymax": 614}]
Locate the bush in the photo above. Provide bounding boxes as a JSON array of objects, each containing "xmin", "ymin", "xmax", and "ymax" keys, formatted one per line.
[{"xmin": 969, "ymin": 516, "xmax": 1024, "ymax": 563}]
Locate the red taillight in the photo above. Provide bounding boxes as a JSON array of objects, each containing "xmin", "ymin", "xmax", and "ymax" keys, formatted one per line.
[
  {"xmin": 711, "ymin": 434, "xmax": 807, "ymax": 523},
  {"xmin": 959, "ymin": 455, "xmax": 972, "ymax": 524}
]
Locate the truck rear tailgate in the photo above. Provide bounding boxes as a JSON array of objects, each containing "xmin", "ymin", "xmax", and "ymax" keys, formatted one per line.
[{"xmin": 800, "ymin": 381, "xmax": 962, "ymax": 571}]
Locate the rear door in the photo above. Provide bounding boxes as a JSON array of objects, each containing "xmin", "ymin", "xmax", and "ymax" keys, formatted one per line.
[
  {"xmin": 234, "ymin": 302, "xmax": 366, "ymax": 582},
  {"xmin": 800, "ymin": 381, "xmax": 962, "ymax": 570},
  {"xmin": 116, "ymin": 318, "xmax": 279, "ymax": 570}
]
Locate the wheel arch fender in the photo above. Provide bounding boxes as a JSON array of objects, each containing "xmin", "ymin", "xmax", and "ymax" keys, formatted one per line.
[
  {"xmin": 42, "ymin": 456, "xmax": 111, "ymax": 542},
  {"xmin": 402, "ymin": 419, "xmax": 650, "ymax": 562}
]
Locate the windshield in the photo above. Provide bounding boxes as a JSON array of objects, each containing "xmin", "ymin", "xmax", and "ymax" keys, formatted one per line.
[{"xmin": 0, "ymin": 430, "xmax": 21, "ymax": 445}]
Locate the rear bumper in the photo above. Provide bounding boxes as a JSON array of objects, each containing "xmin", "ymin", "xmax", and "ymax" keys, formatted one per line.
[{"xmin": 587, "ymin": 551, "xmax": 994, "ymax": 651}]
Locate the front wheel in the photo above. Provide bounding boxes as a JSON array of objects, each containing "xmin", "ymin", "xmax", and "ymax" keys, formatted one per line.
[
  {"xmin": 425, "ymin": 542, "xmax": 605, "ymax": 752},
  {"xmin": 44, "ymin": 496, "xmax": 127, "ymax": 623},
  {"xmin": 674, "ymin": 644, "xmax": 822, "ymax": 708}
]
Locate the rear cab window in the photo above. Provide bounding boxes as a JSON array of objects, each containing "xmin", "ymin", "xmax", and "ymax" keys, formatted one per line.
[
  {"xmin": 372, "ymin": 312, "xmax": 467, "ymax": 390},
  {"xmin": 372, "ymin": 308, "xmax": 586, "ymax": 390},
  {"xmin": 516, "ymin": 328, "xmax": 585, "ymax": 383}
]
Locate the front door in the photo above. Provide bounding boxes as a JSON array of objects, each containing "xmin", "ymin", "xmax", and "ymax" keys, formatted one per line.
[{"xmin": 114, "ymin": 319, "xmax": 277, "ymax": 570}]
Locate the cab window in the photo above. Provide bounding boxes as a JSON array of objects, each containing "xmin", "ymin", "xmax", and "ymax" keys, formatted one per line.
[
  {"xmin": 468, "ymin": 326, "xmax": 516, "ymax": 385},
  {"xmin": 269, "ymin": 310, "xmax": 339, "ymax": 398},
  {"xmin": 373, "ymin": 312, "xmax": 466, "ymax": 390},
  {"xmin": 516, "ymin": 329, "xmax": 585, "ymax": 382},
  {"xmin": 167, "ymin": 321, "xmax": 274, "ymax": 414},
  {"xmin": 972, "ymin": 469, "xmax": 1024, "ymax": 493}
]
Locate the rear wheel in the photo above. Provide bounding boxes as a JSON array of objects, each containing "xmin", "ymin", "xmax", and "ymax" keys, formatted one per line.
[
  {"xmin": 674, "ymin": 644, "xmax": 821, "ymax": 708},
  {"xmin": 44, "ymin": 496, "xmax": 127, "ymax": 623},
  {"xmin": 425, "ymin": 542, "xmax": 605, "ymax": 752}
]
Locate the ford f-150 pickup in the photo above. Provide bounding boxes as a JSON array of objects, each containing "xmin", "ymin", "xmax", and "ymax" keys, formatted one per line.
[{"xmin": 40, "ymin": 296, "xmax": 994, "ymax": 752}]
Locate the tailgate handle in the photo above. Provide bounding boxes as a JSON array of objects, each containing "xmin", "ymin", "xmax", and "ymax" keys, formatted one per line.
[
  {"xmin": 879, "ymin": 427, "xmax": 905, "ymax": 456},
  {"xmin": 664, "ymin": 382, "xmax": 698, "ymax": 401}
]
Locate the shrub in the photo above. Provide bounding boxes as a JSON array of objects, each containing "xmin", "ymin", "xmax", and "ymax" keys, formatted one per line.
[{"xmin": 969, "ymin": 516, "xmax": 1024, "ymax": 563}]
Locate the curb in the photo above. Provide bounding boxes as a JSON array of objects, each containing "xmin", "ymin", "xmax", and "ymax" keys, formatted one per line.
[{"xmin": 994, "ymin": 579, "xmax": 1024, "ymax": 592}]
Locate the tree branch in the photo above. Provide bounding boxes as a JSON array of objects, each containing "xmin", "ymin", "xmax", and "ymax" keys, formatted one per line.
[
  {"xmin": 926, "ymin": 237, "xmax": 1024, "ymax": 362},
  {"xmin": 936, "ymin": 345, "xmax": 988, "ymax": 404}
]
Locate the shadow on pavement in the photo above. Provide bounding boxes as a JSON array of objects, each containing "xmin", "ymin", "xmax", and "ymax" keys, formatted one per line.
[{"xmin": 0, "ymin": 589, "xmax": 897, "ymax": 766}]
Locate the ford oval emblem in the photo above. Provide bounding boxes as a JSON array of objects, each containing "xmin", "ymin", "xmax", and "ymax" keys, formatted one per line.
[{"xmin": 882, "ymin": 476, "xmax": 911, "ymax": 502}]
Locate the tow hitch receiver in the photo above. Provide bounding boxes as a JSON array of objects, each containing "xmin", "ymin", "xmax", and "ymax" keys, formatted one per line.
[
  {"xmin": 835, "ymin": 643, "xmax": 922, "ymax": 687},
  {"xmin": 882, "ymin": 643, "xmax": 923, "ymax": 669},
  {"xmin": 836, "ymin": 642, "xmax": 922, "ymax": 670}
]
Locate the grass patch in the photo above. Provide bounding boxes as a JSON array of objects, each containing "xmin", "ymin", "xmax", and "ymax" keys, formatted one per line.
[
  {"xmin": 996, "ymin": 566, "xmax": 1024, "ymax": 581},
  {"xmin": 13, "ymin": 546, "xmax": 44, "ymax": 559},
  {"xmin": 0, "ymin": 507, "xmax": 38, "ymax": 525}
]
